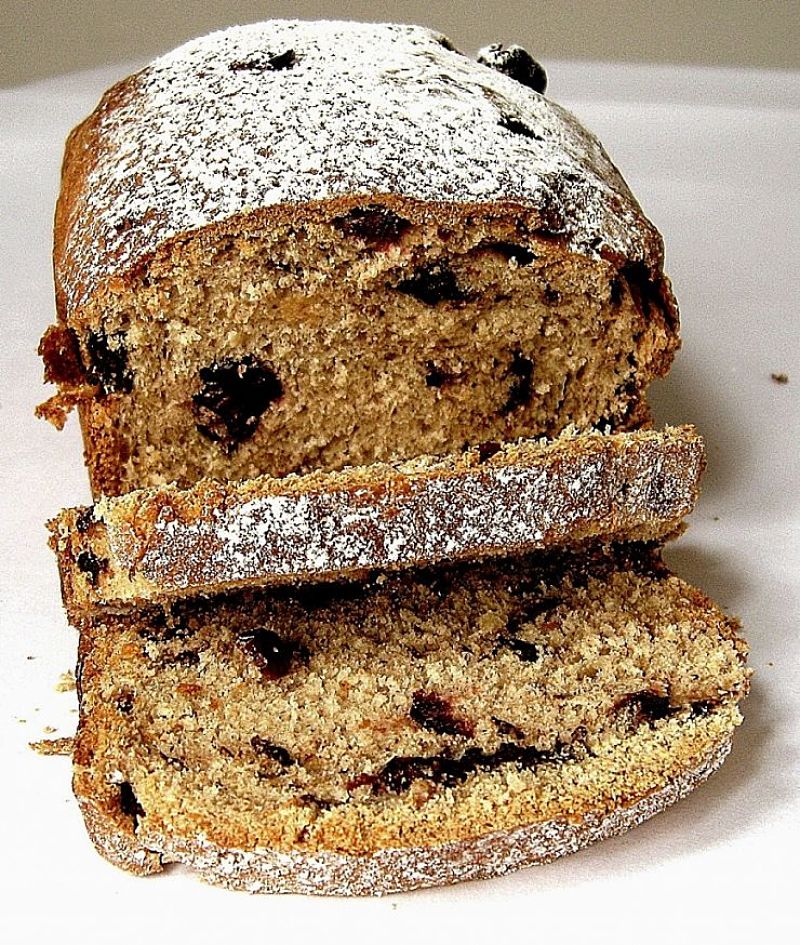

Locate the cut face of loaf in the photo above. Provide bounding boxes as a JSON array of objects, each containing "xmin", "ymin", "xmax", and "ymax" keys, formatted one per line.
[
  {"xmin": 73, "ymin": 544, "xmax": 749, "ymax": 895},
  {"xmin": 38, "ymin": 21, "xmax": 678, "ymax": 496},
  {"xmin": 50, "ymin": 426, "xmax": 704, "ymax": 620}
]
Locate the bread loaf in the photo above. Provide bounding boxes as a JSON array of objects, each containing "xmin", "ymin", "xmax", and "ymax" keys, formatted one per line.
[{"xmin": 38, "ymin": 21, "xmax": 678, "ymax": 496}]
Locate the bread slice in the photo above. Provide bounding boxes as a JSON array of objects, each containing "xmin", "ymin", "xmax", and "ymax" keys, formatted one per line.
[
  {"xmin": 73, "ymin": 543, "xmax": 748, "ymax": 895},
  {"xmin": 37, "ymin": 21, "xmax": 678, "ymax": 497},
  {"xmin": 50, "ymin": 426, "xmax": 703, "ymax": 621}
]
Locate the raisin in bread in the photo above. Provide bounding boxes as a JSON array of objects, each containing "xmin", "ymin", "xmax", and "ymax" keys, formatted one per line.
[
  {"xmin": 50, "ymin": 426, "xmax": 703, "ymax": 620},
  {"xmin": 73, "ymin": 544, "xmax": 748, "ymax": 895},
  {"xmin": 37, "ymin": 21, "xmax": 678, "ymax": 497}
]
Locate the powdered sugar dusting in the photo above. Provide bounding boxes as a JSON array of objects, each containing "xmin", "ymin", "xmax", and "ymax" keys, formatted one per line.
[
  {"xmin": 95, "ymin": 431, "xmax": 703, "ymax": 602},
  {"xmin": 62, "ymin": 20, "xmax": 661, "ymax": 311}
]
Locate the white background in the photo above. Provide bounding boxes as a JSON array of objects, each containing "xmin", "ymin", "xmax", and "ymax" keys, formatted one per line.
[{"xmin": 1, "ymin": 57, "xmax": 798, "ymax": 941}]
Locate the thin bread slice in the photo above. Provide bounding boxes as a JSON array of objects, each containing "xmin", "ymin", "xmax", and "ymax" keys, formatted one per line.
[
  {"xmin": 50, "ymin": 426, "xmax": 703, "ymax": 620},
  {"xmin": 73, "ymin": 543, "xmax": 748, "ymax": 895}
]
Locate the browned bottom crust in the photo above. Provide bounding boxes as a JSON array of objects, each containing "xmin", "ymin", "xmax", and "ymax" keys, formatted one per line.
[{"xmin": 76, "ymin": 736, "xmax": 730, "ymax": 895}]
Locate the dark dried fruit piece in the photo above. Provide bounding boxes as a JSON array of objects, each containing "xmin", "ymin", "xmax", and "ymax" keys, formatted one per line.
[
  {"xmin": 161, "ymin": 649, "xmax": 201, "ymax": 668},
  {"xmin": 377, "ymin": 755, "xmax": 465, "ymax": 792},
  {"xmin": 229, "ymin": 49, "xmax": 297, "ymax": 72},
  {"xmin": 76, "ymin": 550, "xmax": 107, "ymax": 587},
  {"xmin": 192, "ymin": 355, "xmax": 283, "ymax": 453},
  {"xmin": 334, "ymin": 205, "xmax": 411, "ymax": 246},
  {"xmin": 251, "ymin": 736, "xmax": 295, "ymax": 766},
  {"xmin": 75, "ymin": 506, "xmax": 96, "ymax": 533},
  {"xmin": 425, "ymin": 361, "xmax": 454, "ymax": 388},
  {"xmin": 239, "ymin": 628, "xmax": 309, "ymax": 680},
  {"xmin": 85, "ymin": 330, "xmax": 133, "ymax": 395},
  {"xmin": 118, "ymin": 781, "xmax": 144, "ymax": 828},
  {"xmin": 410, "ymin": 691, "xmax": 475, "ymax": 738},
  {"xmin": 542, "ymin": 284, "xmax": 561, "ymax": 305},
  {"xmin": 375, "ymin": 740, "xmax": 572, "ymax": 794},
  {"xmin": 477, "ymin": 43, "xmax": 547, "ymax": 94},
  {"xmin": 617, "ymin": 691, "xmax": 721, "ymax": 728},
  {"xmin": 476, "ymin": 441, "xmax": 502, "ymax": 463},
  {"xmin": 396, "ymin": 262, "xmax": 471, "ymax": 306},
  {"xmin": 690, "ymin": 700, "xmax": 714, "ymax": 717},
  {"xmin": 115, "ymin": 690, "xmax": 135, "ymax": 714},
  {"xmin": 501, "ymin": 350, "xmax": 534, "ymax": 414},
  {"xmin": 615, "ymin": 690, "xmax": 673, "ymax": 724},
  {"xmin": 497, "ymin": 636, "xmax": 542, "ymax": 663},
  {"xmin": 498, "ymin": 114, "xmax": 542, "ymax": 140}
]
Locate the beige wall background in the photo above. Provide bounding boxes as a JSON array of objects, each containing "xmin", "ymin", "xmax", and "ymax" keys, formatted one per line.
[{"xmin": 3, "ymin": 0, "xmax": 799, "ymax": 87}]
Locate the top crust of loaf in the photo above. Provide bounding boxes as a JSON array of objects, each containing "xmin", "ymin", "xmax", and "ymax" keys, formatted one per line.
[{"xmin": 54, "ymin": 20, "xmax": 671, "ymax": 319}]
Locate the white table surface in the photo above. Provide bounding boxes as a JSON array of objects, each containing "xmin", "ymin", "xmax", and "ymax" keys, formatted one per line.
[{"xmin": 1, "ymin": 57, "xmax": 798, "ymax": 942}]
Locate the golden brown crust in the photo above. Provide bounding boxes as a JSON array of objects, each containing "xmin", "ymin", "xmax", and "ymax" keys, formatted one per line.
[{"xmin": 52, "ymin": 74, "xmax": 142, "ymax": 327}]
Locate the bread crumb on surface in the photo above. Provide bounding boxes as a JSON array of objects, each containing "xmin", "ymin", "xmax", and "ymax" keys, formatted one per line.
[
  {"xmin": 55, "ymin": 670, "xmax": 76, "ymax": 692},
  {"xmin": 29, "ymin": 737, "xmax": 75, "ymax": 756}
]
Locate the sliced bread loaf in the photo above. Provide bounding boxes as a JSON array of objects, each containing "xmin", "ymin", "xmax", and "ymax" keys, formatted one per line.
[{"xmin": 38, "ymin": 21, "xmax": 678, "ymax": 496}]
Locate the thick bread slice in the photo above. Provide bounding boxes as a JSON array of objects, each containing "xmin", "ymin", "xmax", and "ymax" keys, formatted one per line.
[
  {"xmin": 73, "ymin": 544, "xmax": 748, "ymax": 895},
  {"xmin": 37, "ymin": 21, "xmax": 678, "ymax": 496},
  {"xmin": 50, "ymin": 427, "xmax": 704, "ymax": 620}
]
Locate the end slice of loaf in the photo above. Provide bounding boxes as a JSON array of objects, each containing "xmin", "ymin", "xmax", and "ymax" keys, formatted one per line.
[
  {"xmin": 73, "ymin": 544, "xmax": 748, "ymax": 895},
  {"xmin": 37, "ymin": 21, "xmax": 678, "ymax": 496},
  {"xmin": 50, "ymin": 426, "xmax": 704, "ymax": 620}
]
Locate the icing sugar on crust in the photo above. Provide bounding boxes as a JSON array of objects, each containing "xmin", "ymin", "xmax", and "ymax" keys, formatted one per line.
[{"xmin": 58, "ymin": 20, "xmax": 664, "ymax": 312}]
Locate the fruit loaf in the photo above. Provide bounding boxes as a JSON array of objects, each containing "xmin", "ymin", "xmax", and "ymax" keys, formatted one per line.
[{"xmin": 37, "ymin": 20, "xmax": 678, "ymax": 497}]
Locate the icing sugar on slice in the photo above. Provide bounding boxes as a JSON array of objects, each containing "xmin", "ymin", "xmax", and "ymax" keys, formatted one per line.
[
  {"xmin": 98, "ymin": 433, "xmax": 703, "ymax": 595},
  {"xmin": 63, "ymin": 20, "xmax": 661, "ymax": 310}
]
